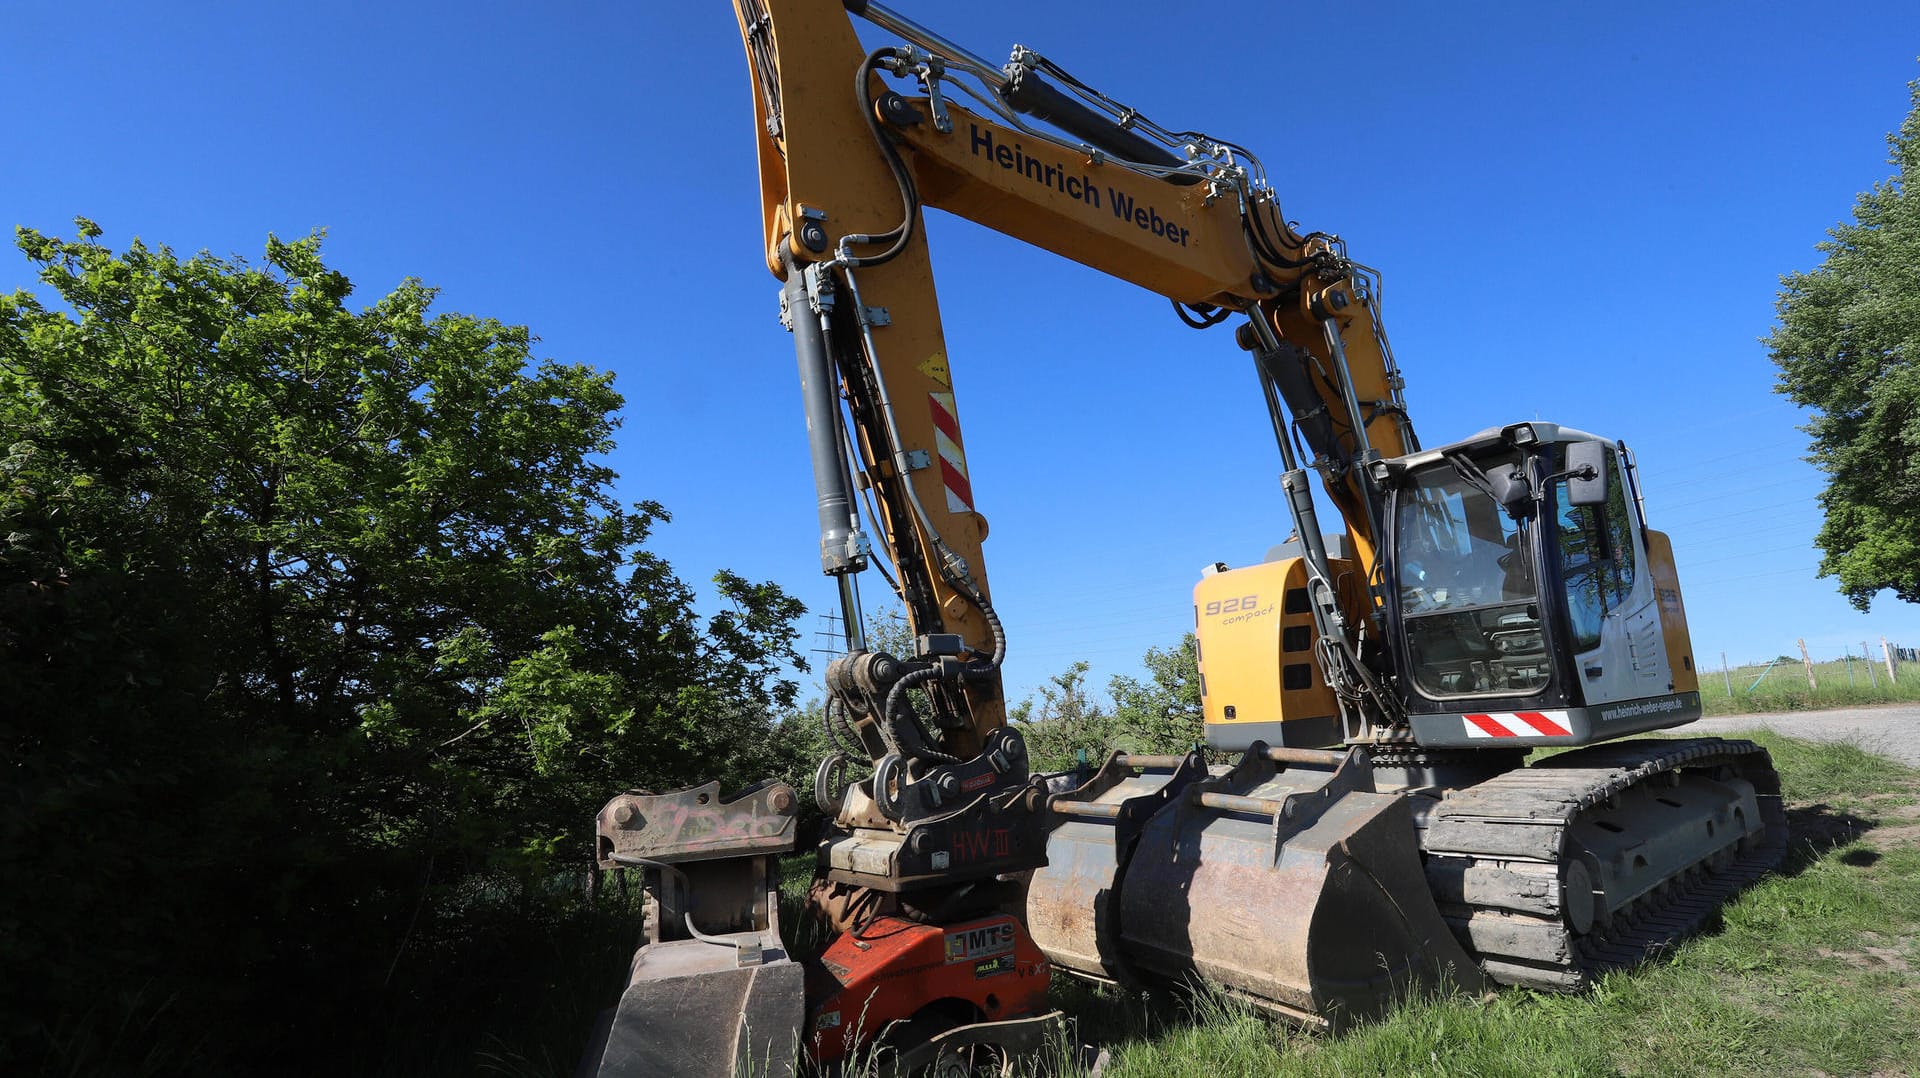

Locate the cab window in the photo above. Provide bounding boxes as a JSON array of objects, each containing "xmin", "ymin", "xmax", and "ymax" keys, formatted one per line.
[
  {"xmin": 1603, "ymin": 449, "xmax": 1635, "ymax": 607},
  {"xmin": 1553, "ymin": 445, "xmax": 1634, "ymax": 652},
  {"xmin": 1555, "ymin": 492, "xmax": 1603, "ymax": 651}
]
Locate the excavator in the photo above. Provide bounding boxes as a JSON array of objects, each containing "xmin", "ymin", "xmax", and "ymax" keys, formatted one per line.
[{"xmin": 578, "ymin": 2, "xmax": 1787, "ymax": 1074}]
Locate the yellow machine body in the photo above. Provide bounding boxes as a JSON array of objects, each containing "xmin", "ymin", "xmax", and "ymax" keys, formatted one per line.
[{"xmin": 1195, "ymin": 556, "xmax": 1365, "ymax": 752}]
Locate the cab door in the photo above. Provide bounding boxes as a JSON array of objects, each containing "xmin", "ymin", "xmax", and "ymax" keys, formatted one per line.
[{"xmin": 1551, "ymin": 445, "xmax": 1669, "ymax": 708}]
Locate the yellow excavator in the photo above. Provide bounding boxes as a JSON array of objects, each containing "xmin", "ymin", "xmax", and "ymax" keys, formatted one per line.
[{"xmin": 578, "ymin": 3, "xmax": 1787, "ymax": 1073}]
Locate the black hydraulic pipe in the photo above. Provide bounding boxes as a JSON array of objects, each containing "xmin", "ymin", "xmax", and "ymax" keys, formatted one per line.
[
  {"xmin": 786, "ymin": 272, "xmax": 863, "ymax": 578},
  {"xmin": 846, "ymin": 0, "xmax": 1197, "ymax": 185},
  {"xmin": 999, "ymin": 65, "xmax": 1199, "ymax": 184}
]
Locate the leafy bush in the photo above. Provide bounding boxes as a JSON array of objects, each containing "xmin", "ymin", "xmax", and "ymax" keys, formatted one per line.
[{"xmin": 0, "ymin": 221, "xmax": 805, "ymax": 1074}]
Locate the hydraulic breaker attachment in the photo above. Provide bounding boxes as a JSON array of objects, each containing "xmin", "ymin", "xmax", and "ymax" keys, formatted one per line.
[
  {"xmin": 804, "ymin": 911, "xmax": 1058, "ymax": 1073},
  {"xmin": 1115, "ymin": 745, "xmax": 1488, "ymax": 1030},
  {"xmin": 580, "ymin": 779, "xmax": 805, "ymax": 1078},
  {"xmin": 1027, "ymin": 750, "xmax": 1210, "ymax": 983}
]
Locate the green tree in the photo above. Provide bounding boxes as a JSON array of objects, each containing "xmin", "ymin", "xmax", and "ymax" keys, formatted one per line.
[
  {"xmin": 0, "ymin": 221, "xmax": 804, "ymax": 1072},
  {"xmin": 1768, "ymin": 76, "xmax": 1920, "ymax": 610},
  {"xmin": 1012, "ymin": 635, "xmax": 1203, "ymax": 772},
  {"xmin": 1108, "ymin": 633, "xmax": 1203, "ymax": 754},
  {"xmin": 1010, "ymin": 661, "xmax": 1114, "ymax": 771}
]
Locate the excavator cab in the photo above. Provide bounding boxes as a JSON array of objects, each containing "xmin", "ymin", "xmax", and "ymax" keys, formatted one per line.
[
  {"xmin": 1199, "ymin": 422, "xmax": 1703, "ymax": 755},
  {"xmin": 1375, "ymin": 423, "xmax": 1703, "ymax": 750}
]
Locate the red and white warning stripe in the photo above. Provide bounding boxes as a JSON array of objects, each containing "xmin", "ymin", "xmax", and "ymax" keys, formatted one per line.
[
  {"xmin": 1463, "ymin": 710, "xmax": 1573, "ymax": 738},
  {"xmin": 928, "ymin": 391, "xmax": 974, "ymax": 513}
]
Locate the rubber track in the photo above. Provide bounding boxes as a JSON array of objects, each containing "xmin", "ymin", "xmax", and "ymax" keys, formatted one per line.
[{"xmin": 1420, "ymin": 738, "xmax": 1787, "ymax": 990}]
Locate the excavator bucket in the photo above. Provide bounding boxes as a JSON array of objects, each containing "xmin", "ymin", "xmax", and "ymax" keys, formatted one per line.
[
  {"xmin": 1047, "ymin": 744, "xmax": 1487, "ymax": 1031},
  {"xmin": 1027, "ymin": 750, "xmax": 1210, "ymax": 983},
  {"xmin": 579, "ymin": 780, "xmax": 805, "ymax": 1078}
]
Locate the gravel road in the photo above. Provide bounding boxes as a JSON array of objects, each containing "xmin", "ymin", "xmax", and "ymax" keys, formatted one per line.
[{"xmin": 1678, "ymin": 704, "xmax": 1920, "ymax": 767}]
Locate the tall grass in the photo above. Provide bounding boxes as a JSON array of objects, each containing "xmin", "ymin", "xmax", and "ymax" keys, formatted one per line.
[{"xmin": 1731, "ymin": 727, "xmax": 1916, "ymax": 799}]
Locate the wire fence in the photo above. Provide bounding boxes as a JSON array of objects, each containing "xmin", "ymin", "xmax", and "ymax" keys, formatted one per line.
[{"xmin": 1702, "ymin": 639, "xmax": 1919, "ymax": 714}]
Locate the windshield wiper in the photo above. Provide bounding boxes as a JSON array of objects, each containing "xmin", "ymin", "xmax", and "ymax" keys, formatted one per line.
[{"xmin": 1444, "ymin": 451, "xmax": 1499, "ymax": 500}]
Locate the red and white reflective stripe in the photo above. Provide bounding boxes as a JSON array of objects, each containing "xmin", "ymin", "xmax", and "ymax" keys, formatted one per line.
[
  {"xmin": 928, "ymin": 392, "xmax": 974, "ymax": 513},
  {"xmin": 1463, "ymin": 710, "xmax": 1573, "ymax": 738}
]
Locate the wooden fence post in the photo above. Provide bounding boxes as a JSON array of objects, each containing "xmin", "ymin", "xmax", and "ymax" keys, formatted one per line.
[
  {"xmin": 1798, "ymin": 638, "xmax": 1818, "ymax": 691},
  {"xmin": 1721, "ymin": 651, "xmax": 1733, "ymax": 696},
  {"xmin": 1885, "ymin": 636, "xmax": 1898, "ymax": 683}
]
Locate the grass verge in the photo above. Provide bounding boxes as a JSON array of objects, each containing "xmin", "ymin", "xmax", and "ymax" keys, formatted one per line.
[
  {"xmin": 537, "ymin": 734, "xmax": 1920, "ymax": 1077},
  {"xmin": 1045, "ymin": 734, "xmax": 1920, "ymax": 1077}
]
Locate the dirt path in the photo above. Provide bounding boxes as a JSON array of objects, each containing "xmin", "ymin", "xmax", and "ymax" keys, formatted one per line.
[{"xmin": 1681, "ymin": 703, "xmax": 1920, "ymax": 766}]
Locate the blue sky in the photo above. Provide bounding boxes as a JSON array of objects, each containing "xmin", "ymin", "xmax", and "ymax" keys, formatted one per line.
[{"xmin": 7, "ymin": 1, "xmax": 1920, "ymax": 704}]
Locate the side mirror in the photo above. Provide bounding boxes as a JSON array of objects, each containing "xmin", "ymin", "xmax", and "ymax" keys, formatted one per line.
[
  {"xmin": 1566, "ymin": 440, "xmax": 1608, "ymax": 507},
  {"xmin": 1487, "ymin": 466, "xmax": 1532, "ymax": 511}
]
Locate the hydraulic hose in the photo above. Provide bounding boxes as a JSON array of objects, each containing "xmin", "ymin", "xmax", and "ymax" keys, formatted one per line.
[
  {"xmin": 821, "ymin": 695, "xmax": 847, "ymax": 755},
  {"xmin": 967, "ymin": 591, "xmax": 1007, "ymax": 673},
  {"xmin": 838, "ymin": 48, "xmax": 921, "ymax": 268},
  {"xmin": 884, "ymin": 666, "xmax": 957, "ymax": 764}
]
